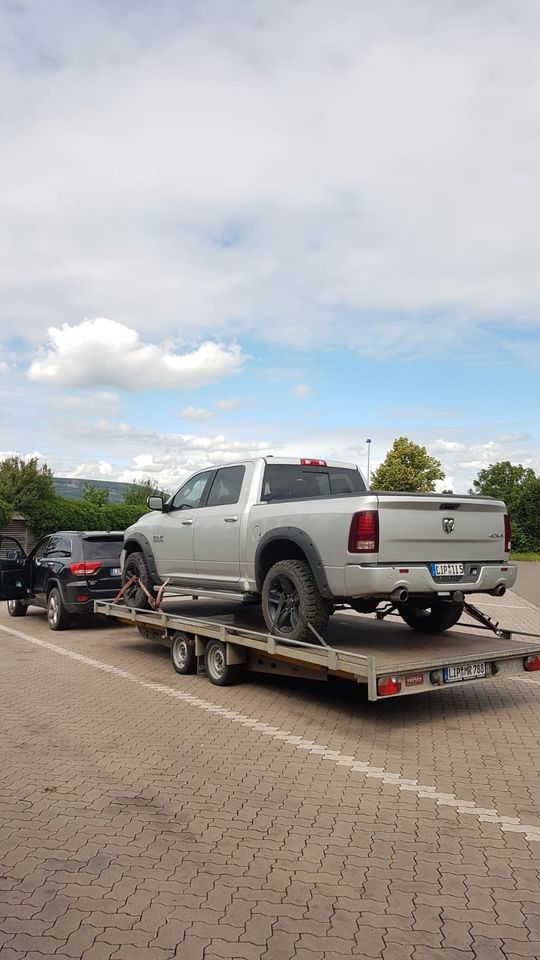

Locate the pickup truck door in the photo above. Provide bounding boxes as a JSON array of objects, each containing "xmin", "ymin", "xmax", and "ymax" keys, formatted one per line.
[
  {"xmin": 151, "ymin": 470, "xmax": 214, "ymax": 579},
  {"xmin": 0, "ymin": 536, "xmax": 29, "ymax": 600},
  {"xmin": 194, "ymin": 464, "xmax": 246, "ymax": 582}
]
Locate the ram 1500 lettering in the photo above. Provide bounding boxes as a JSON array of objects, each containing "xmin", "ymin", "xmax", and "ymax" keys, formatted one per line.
[{"xmin": 121, "ymin": 457, "xmax": 517, "ymax": 642}]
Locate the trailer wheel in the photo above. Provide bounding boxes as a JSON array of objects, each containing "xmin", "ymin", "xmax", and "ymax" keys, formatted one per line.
[
  {"xmin": 122, "ymin": 551, "xmax": 154, "ymax": 610},
  {"xmin": 171, "ymin": 632, "xmax": 197, "ymax": 675},
  {"xmin": 399, "ymin": 598, "xmax": 464, "ymax": 633},
  {"xmin": 205, "ymin": 639, "xmax": 241, "ymax": 686},
  {"xmin": 7, "ymin": 599, "xmax": 28, "ymax": 617},
  {"xmin": 262, "ymin": 558, "xmax": 330, "ymax": 643}
]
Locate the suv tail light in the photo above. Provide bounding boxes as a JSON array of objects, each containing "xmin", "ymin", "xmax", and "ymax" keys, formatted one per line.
[
  {"xmin": 504, "ymin": 514, "xmax": 512, "ymax": 553},
  {"xmin": 70, "ymin": 561, "xmax": 101, "ymax": 576},
  {"xmin": 348, "ymin": 511, "xmax": 379, "ymax": 553}
]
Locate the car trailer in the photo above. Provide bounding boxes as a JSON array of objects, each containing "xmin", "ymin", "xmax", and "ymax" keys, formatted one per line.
[{"xmin": 94, "ymin": 593, "xmax": 540, "ymax": 701}]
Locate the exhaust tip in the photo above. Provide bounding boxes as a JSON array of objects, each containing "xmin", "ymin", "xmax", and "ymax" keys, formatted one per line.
[
  {"xmin": 489, "ymin": 584, "xmax": 506, "ymax": 597},
  {"xmin": 391, "ymin": 587, "xmax": 409, "ymax": 603}
]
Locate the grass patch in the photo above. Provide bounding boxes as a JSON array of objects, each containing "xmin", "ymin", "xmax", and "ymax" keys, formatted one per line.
[{"xmin": 511, "ymin": 552, "xmax": 540, "ymax": 562}]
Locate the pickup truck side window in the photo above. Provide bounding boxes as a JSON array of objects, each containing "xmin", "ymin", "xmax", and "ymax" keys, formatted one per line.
[
  {"xmin": 261, "ymin": 464, "xmax": 365, "ymax": 501},
  {"xmin": 170, "ymin": 471, "xmax": 213, "ymax": 511},
  {"xmin": 206, "ymin": 465, "xmax": 245, "ymax": 507}
]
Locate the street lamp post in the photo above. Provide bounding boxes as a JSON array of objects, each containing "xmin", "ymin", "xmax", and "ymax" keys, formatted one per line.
[{"xmin": 366, "ymin": 438, "xmax": 372, "ymax": 487}]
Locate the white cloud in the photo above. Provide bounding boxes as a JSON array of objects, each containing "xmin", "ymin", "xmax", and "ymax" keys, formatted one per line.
[
  {"xmin": 0, "ymin": 362, "xmax": 8, "ymax": 373},
  {"xmin": 1, "ymin": 2, "xmax": 540, "ymax": 359},
  {"xmin": 293, "ymin": 383, "xmax": 311, "ymax": 398},
  {"xmin": 27, "ymin": 318, "xmax": 246, "ymax": 390},
  {"xmin": 180, "ymin": 406, "xmax": 215, "ymax": 422},
  {"xmin": 216, "ymin": 398, "xmax": 239, "ymax": 411},
  {"xmin": 72, "ymin": 459, "xmax": 113, "ymax": 479},
  {"xmin": 57, "ymin": 390, "xmax": 119, "ymax": 411}
]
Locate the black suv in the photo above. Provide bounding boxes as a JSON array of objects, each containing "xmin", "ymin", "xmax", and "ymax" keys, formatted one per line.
[{"xmin": 0, "ymin": 531, "xmax": 123, "ymax": 630}]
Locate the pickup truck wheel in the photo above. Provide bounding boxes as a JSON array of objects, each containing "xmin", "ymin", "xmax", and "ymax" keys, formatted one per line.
[
  {"xmin": 7, "ymin": 599, "xmax": 28, "ymax": 617},
  {"xmin": 122, "ymin": 551, "xmax": 154, "ymax": 610},
  {"xmin": 262, "ymin": 559, "xmax": 330, "ymax": 643},
  {"xmin": 171, "ymin": 632, "xmax": 197, "ymax": 675},
  {"xmin": 399, "ymin": 599, "xmax": 464, "ymax": 633},
  {"xmin": 47, "ymin": 588, "xmax": 71, "ymax": 631},
  {"xmin": 205, "ymin": 639, "xmax": 241, "ymax": 686}
]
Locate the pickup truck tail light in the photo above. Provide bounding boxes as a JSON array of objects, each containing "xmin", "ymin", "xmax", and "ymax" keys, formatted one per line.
[
  {"xmin": 348, "ymin": 511, "xmax": 379, "ymax": 553},
  {"xmin": 504, "ymin": 514, "xmax": 512, "ymax": 553},
  {"xmin": 70, "ymin": 561, "xmax": 101, "ymax": 576}
]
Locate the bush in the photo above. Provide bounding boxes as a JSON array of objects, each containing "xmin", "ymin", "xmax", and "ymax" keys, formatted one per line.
[
  {"xmin": 0, "ymin": 498, "xmax": 11, "ymax": 528},
  {"xmin": 26, "ymin": 497, "xmax": 148, "ymax": 539}
]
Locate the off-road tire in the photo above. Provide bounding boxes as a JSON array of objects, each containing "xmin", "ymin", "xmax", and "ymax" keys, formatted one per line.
[
  {"xmin": 47, "ymin": 587, "xmax": 71, "ymax": 631},
  {"xmin": 205, "ymin": 639, "xmax": 241, "ymax": 686},
  {"xmin": 399, "ymin": 598, "xmax": 464, "ymax": 633},
  {"xmin": 7, "ymin": 599, "xmax": 28, "ymax": 617},
  {"xmin": 122, "ymin": 551, "xmax": 155, "ymax": 610},
  {"xmin": 261, "ymin": 558, "xmax": 331, "ymax": 643},
  {"xmin": 171, "ymin": 631, "xmax": 197, "ymax": 675}
]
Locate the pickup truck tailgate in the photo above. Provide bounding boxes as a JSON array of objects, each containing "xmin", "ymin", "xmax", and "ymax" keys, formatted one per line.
[{"xmin": 375, "ymin": 494, "xmax": 507, "ymax": 563}]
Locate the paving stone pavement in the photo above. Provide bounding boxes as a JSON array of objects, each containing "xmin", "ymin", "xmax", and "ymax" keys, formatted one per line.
[{"xmin": 0, "ymin": 592, "xmax": 540, "ymax": 959}]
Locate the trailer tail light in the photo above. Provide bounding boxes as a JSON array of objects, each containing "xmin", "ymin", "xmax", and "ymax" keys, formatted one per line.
[
  {"xmin": 348, "ymin": 511, "xmax": 379, "ymax": 553},
  {"xmin": 504, "ymin": 514, "xmax": 512, "ymax": 552},
  {"xmin": 70, "ymin": 561, "xmax": 101, "ymax": 576},
  {"xmin": 524, "ymin": 656, "xmax": 540, "ymax": 672},
  {"xmin": 300, "ymin": 458, "xmax": 327, "ymax": 466},
  {"xmin": 377, "ymin": 676, "xmax": 402, "ymax": 697}
]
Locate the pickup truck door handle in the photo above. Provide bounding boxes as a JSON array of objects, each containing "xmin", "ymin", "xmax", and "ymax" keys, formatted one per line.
[
  {"xmin": 181, "ymin": 519, "xmax": 194, "ymax": 525},
  {"xmin": 224, "ymin": 516, "xmax": 238, "ymax": 522}
]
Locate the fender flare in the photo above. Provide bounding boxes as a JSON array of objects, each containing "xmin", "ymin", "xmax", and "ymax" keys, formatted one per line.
[
  {"xmin": 255, "ymin": 527, "xmax": 332, "ymax": 599},
  {"xmin": 122, "ymin": 533, "xmax": 163, "ymax": 584}
]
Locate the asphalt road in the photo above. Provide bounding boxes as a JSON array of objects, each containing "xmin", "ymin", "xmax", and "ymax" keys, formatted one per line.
[{"xmin": 1, "ymin": 593, "xmax": 540, "ymax": 959}]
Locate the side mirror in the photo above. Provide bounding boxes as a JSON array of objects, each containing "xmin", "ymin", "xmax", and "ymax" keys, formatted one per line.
[{"xmin": 147, "ymin": 496, "xmax": 164, "ymax": 511}]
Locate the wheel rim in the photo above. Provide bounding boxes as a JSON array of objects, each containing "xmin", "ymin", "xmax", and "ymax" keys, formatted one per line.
[
  {"xmin": 267, "ymin": 574, "xmax": 300, "ymax": 634},
  {"xmin": 49, "ymin": 593, "xmax": 59, "ymax": 626},
  {"xmin": 173, "ymin": 638, "xmax": 189, "ymax": 669},
  {"xmin": 124, "ymin": 561, "xmax": 141, "ymax": 604},
  {"xmin": 208, "ymin": 644, "xmax": 226, "ymax": 679}
]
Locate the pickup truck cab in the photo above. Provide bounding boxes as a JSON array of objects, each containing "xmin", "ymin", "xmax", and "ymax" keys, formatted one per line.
[{"xmin": 121, "ymin": 457, "xmax": 517, "ymax": 642}]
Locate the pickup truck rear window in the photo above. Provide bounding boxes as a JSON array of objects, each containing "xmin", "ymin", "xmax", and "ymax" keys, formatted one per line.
[{"xmin": 261, "ymin": 465, "xmax": 365, "ymax": 501}]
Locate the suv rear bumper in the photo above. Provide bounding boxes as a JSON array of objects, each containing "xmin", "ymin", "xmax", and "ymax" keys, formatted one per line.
[{"xmin": 343, "ymin": 562, "xmax": 518, "ymax": 598}]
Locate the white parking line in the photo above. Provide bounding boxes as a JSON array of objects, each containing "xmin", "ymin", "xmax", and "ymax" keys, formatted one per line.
[{"xmin": 2, "ymin": 621, "xmax": 540, "ymax": 845}]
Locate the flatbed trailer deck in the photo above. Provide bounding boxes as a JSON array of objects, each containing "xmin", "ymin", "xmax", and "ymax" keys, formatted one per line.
[{"xmin": 95, "ymin": 596, "xmax": 540, "ymax": 701}]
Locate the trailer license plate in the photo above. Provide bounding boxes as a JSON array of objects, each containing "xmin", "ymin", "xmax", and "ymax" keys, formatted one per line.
[
  {"xmin": 110, "ymin": 567, "xmax": 121, "ymax": 576},
  {"xmin": 431, "ymin": 562, "xmax": 464, "ymax": 577},
  {"xmin": 443, "ymin": 662, "xmax": 486, "ymax": 683}
]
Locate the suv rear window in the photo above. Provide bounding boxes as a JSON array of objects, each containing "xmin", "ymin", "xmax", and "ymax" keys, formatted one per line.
[
  {"xmin": 83, "ymin": 538, "xmax": 123, "ymax": 560},
  {"xmin": 261, "ymin": 464, "xmax": 365, "ymax": 501}
]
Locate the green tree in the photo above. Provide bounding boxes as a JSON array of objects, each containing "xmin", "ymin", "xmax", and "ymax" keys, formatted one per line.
[
  {"xmin": 0, "ymin": 455, "xmax": 54, "ymax": 513},
  {"xmin": 370, "ymin": 437, "xmax": 444, "ymax": 492},
  {"xmin": 513, "ymin": 476, "xmax": 540, "ymax": 552},
  {"xmin": 123, "ymin": 478, "xmax": 167, "ymax": 505},
  {"xmin": 83, "ymin": 482, "xmax": 110, "ymax": 507},
  {"xmin": 472, "ymin": 461, "xmax": 536, "ymax": 511}
]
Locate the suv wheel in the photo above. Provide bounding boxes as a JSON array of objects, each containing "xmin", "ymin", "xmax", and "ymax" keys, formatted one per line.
[
  {"xmin": 47, "ymin": 588, "xmax": 71, "ymax": 631},
  {"xmin": 122, "ymin": 551, "xmax": 155, "ymax": 610},
  {"xmin": 261, "ymin": 558, "xmax": 331, "ymax": 643},
  {"xmin": 7, "ymin": 598, "xmax": 28, "ymax": 617},
  {"xmin": 399, "ymin": 598, "xmax": 464, "ymax": 633}
]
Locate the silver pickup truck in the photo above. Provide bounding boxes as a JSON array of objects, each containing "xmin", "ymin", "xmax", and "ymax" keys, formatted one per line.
[{"xmin": 121, "ymin": 457, "xmax": 517, "ymax": 642}]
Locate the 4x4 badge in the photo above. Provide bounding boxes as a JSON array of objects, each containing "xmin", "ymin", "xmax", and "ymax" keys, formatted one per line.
[{"xmin": 442, "ymin": 517, "xmax": 455, "ymax": 534}]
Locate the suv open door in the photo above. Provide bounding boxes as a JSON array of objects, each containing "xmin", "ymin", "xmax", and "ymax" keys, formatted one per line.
[{"xmin": 0, "ymin": 536, "xmax": 29, "ymax": 600}]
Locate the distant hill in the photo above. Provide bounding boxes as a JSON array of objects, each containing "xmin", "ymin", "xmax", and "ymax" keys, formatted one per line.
[{"xmin": 53, "ymin": 477, "xmax": 128, "ymax": 504}]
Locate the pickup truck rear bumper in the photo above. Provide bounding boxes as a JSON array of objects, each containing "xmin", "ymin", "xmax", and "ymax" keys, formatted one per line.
[{"xmin": 343, "ymin": 562, "xmax": 518, "ymax": 599}]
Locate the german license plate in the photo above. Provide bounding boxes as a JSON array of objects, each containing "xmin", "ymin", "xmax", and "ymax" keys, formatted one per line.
[
  {"xmin": 110, "ymin": 567, "xmax": 121, "ymax": 576},
  {"xmin": 431, "ymin": 562, "xmax": 464, "ymax": 577},
  {"xmin": 443, "ymin": 662, "xmax": 486, "ymax": 683}
]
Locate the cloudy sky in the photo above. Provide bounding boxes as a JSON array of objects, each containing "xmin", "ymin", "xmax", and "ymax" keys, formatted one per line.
[{"xmin": 1, "ymin": 0, "xmax": 539, "ymax": 492}]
